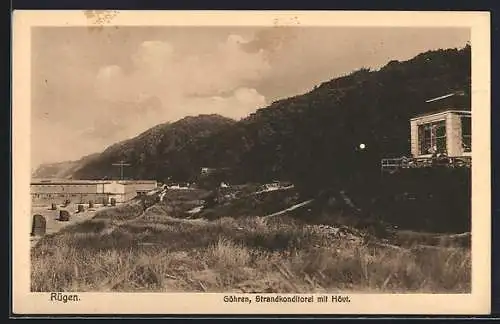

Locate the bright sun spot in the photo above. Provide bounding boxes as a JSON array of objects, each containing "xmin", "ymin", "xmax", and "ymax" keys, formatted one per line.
[{"xmin": 359, "ymin": 143, "xmax": 366, "ymax": 149}]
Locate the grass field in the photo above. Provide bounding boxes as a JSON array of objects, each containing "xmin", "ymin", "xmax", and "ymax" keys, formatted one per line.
[{"xmin": 30, "ymin": 191, "xmax": 471, "ymax": 293}]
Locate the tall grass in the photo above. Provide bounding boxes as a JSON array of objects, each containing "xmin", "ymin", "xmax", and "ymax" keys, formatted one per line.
[{"xmin": 31, "ymin": 209, "xmax": 471, "ymax": 293}]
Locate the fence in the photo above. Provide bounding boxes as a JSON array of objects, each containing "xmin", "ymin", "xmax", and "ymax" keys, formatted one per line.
[{"xmin": 381, "ymin": 156, "xmax": 472, "ymax": 173}]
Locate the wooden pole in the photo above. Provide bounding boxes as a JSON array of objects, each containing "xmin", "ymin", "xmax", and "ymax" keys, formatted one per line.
[{"xmin": 112, "ymin": 160, "xmax": 131, "ymax": 180}]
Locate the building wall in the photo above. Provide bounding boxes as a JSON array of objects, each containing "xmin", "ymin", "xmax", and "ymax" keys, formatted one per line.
[
  {"xmin": 123, "ymin": 181, "xmax": 157, "ymax": 200},
  {"xmin": 446, "ymin": 113, "xmax": 462, "ymax": 157},
  {"xmin": 96, "ymin": 182, "xmax": 107, "ymax": 194},
  {"xmin": 31, "ymin": 183, "xmax": 99, "ymax": 194},
  {"xmin": 110, "ymin": 190, "xmax": 138, "ymax": 203},
  {"xmin": 31, "ymin": 193, "xmax": 110, "ymax": 206},
  {"xmin": 107, "ymin": 193, "xmax": 125, "ymax": 203},
  {"xmin": 103, "ymin": 182, "xmax": 126, "ymax": 195},
  {"xmin": 103, "ymin": 181, "xmax": 156, "ymax": 203},
  {"xmin": 31, "ymin": 180, "xmax": 157, "ymax": 206},
  {"xmin": 460, "ymin": 115, "xmax": 472, "ymax": 157},
  {"xmin": 105, "ymin": 192, "xmax": 144, "ymax": 204},
  {"xmin": 122, "ymin": 181, "xmax": 157, "ymax": 191},
  {"xmin": 410, "ymin": 119, "xmax": 419, "ymax": 157}
]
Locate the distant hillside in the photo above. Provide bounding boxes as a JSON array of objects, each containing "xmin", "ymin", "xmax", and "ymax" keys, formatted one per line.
[
  {"xmin": 70, "ymin": 114, "xmax": 236, "ymax": 180},
  {"xmin": 32, "ymin": 153, "xmax": 100, "ymax": 179},
  {"xmin": 52, "ymin": 45, "xmax": 470, "ymax": 194}
]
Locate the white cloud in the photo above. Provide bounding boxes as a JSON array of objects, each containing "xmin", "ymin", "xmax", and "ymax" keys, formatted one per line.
[
  {"xmin": 80, "ymin": 35, "xmax": 271, "ymax": 159},
  {"xmin": 184, "ymin": 87, "xmax": 267, "ymax": 120},
  {"xmin": 95, "ymin": 65, "xmax": 126, "ymax": 101},
  {"xmin": 93, "ymin": 35, "xmax": 270, "ymax": 126},
  {"xmin": 131, "ymin": 40, "xmax": 175, "ymax": 72}
]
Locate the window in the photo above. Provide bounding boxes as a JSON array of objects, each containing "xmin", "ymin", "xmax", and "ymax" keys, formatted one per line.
[
  {"xmin": 418, "ymin": 120, "xmax": 447, "ymax": 155},
  {"xmin": 461, "ymin": 116, "xmax": 471, "ymax": 152}
]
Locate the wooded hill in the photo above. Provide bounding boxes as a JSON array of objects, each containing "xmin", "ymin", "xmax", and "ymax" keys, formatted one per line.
[
  {"xmin": 38, "ymin": 45, "xmax": 471, "ymax": 196},
  {"xmin": 69, "ymin": 114, "xmax": 236, "ymax": 181}
]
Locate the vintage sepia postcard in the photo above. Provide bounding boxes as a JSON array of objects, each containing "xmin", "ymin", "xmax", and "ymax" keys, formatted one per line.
[{"xmin": 12, "ymin": 10, "xmax": 491, "ymax": 315}]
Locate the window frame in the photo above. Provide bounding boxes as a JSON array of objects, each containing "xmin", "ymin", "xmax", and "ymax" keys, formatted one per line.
[
  {"xmin": 418, "ymin": 119, "xmax": 447, "ymax": 155},
  {"xmin": 461, "ymin": 116, "xmax": 472, "ymax": 153}
]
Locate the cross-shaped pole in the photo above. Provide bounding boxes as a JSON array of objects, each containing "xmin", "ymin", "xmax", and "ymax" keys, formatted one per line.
[{"xmin": 112, "ymin": 160, "xmax": 131, "ymax": 180}]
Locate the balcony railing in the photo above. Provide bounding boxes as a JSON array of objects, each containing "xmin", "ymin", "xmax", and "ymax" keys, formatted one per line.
[{"xmin": 381, "ymin": 155, "xmax": 472, "ymax": 172}]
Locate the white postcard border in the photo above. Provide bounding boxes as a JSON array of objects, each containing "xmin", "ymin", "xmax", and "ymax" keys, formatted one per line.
[{"xmin": 12, "ymin": 10, "xmax": 491, "ymax": 315}]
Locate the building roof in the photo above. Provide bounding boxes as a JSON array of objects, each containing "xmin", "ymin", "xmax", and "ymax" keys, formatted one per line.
[
  {"xmin": 417, "ymin": 91, "xmax": 470, "ymax": 116},
  {"xmin": 31, "ymin": 179, "xmax": 112, "ymax": 185},
  {"xmin": 425, "ymin": 92, "xmax": 460, "ymax": 103},
  {"xmin": 31, "ymin": 179, "xmax": 157, "ymax": 186},
  {"xmin": 116, "ymin": 180, "xmax": 157, "ymax": 184},
  {"xmin": 410, "ymin": 109, "xmax": 471, "ymax": 121}
]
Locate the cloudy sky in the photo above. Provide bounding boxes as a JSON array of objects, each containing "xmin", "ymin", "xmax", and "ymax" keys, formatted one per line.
[{"xmin": 31, "ymin": 26, "xmax": 469, "ymax": 168}]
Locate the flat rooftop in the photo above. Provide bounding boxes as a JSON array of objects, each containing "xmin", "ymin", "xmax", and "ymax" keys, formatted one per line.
[
  {"xmin": 31, "ymin": 179, "xmax": 157, "ymax": 185},
  {"xmin": 31, "ymin": 179, "xmax": 112, "ymax": 185},
  {"xmin": 115, "ymin": 180, "xmax": 157, "ymax": 184},
  {"xmin": 410, "ymin": 109, "xmax": 471, "ymax": 121}
]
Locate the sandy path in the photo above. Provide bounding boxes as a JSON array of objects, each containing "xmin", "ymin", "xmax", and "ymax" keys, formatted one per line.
[{"xmin": 263, "ymin": 199, "xmax": 314, "ymax": 218}]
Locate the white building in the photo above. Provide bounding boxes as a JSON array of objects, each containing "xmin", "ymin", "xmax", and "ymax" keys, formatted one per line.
[
  {"xmin": 381, "ymin": 92, "xmax": 471, "ymax": 172},
  {"xmin": 31, "ymin": 179, "xmax": 158, "ymax": 205},
  {"xmin": 103, "ymin": 180, "xmax": 158, "ymax": 203},
  {"xmin": 409, "ymin": 92, "xmax": 471, "ymax": 158},
  {"xmin": 409, "ymin": 110, "xmax": 471, "ymax": 158}
]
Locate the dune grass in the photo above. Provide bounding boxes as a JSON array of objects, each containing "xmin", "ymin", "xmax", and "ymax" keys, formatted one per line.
[{"xmin": 31, "ymin": 203, "xmax": 471, "ymax": 293}]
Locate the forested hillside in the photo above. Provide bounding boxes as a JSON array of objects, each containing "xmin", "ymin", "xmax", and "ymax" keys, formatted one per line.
[{"xmin": 70, "ymin": 114, "xmax": 236, "ymax": 180}]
